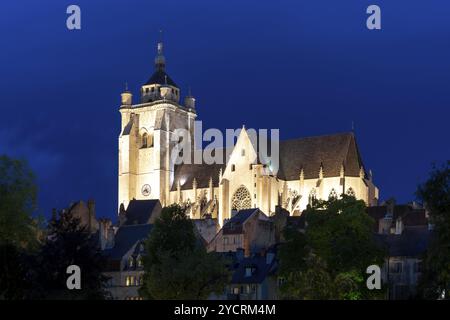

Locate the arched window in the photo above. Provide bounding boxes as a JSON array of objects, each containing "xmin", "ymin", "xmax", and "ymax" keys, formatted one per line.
[
  {"xmin": 329, "ymin": 188, "xmax": 338, "ymax": 200},
  {"xmin": 346, "ymin": 187, "xmax": 355, "ymax": 197},
  {"xmin": 142, "ymin": 133, "xmax": 148, "ymax": 148},
  {"xmin": 231, "ymin": 186, "xmax": 252, "ymax": 211}
]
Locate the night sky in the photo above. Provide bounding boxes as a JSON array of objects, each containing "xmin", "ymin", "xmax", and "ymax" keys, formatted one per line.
[{"xmin": 1, "ymin": 0, "xmax": 449, "ymax": 221}]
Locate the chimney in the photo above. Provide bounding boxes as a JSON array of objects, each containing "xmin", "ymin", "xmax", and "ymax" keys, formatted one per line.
[
  {"xmin": 87, "ymin": 199, "xmax": 96, "ymax": 232},
  {"xmin": 99, "ymin": 218, "xmax": 114, "ymax": 250},
  {"xmin": 395, "ymin": 218, "xmax": 403, "ymax": 235},
  {"xmin": 244, "ymin": 237, "xmax": 250, "ymax": 258}
]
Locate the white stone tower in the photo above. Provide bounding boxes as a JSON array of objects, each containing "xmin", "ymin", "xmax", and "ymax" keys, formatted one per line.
[{"xmin": 118, "ymin": 39, "xmax": 197, "ymax": 213}]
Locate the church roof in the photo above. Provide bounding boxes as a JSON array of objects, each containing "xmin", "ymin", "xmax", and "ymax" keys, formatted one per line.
[
  {"xmin": 145, "ymin": 69, "xmax": 178, "ymax": 87},
  {"xmin": 171, "ymin": 162, "xmax": 226, "ymax": 191},
  {"xmin": 170, "ymin": 132, "xmax": 366, "ymax": 191},
  {"xmin": 124, "ymin": 199, "xmax": 161, "ymax": 225},
  {"xmin": 278, "ymin": 132, "xmax": 364, "ymax": 180}
]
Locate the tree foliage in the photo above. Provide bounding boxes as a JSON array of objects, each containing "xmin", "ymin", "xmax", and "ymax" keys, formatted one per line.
[
  {"xmin": 0, "ymin": 155, "xmax": 39, "ymax": 248},
  {"xmin": 29, "ymin": 211, "xmax": 109, "ymax": 299},
  {"xmin": 278, "ymin": 195, "xmax": 386, "ymax": 300},
  {"xmin": 416, "ymin": 161, "xmax": 450, "ymax": 299},
  {"xmin": 140, "ymin": 204, "xmax": 229, "ymax": 299},
  {"xmin": 0, "ymin": 155, "xmax": 40, "ymax": 299}
]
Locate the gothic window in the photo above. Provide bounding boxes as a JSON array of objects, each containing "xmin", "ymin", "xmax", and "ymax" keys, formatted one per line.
[
  {"xmin": 329, "ymin": 188, "xmax": 338, "ymax": 200},
  {"xmin": 128, "ymin": 257, "xmax": 134, "ymax": 268},
  {"xmin": 231, "ymin": 186, "xmax": 252, "ymax": 211},
  {"xmin": 346, "ymin": 187, "xmax": 355, "ymax": 197},
  {"xmin": 308, "ymin": 188, "xmax": 317, "ymax": 206},
  {"xmin": 142, "ymin": 133, "xmax": 148, "ymax": 148}
]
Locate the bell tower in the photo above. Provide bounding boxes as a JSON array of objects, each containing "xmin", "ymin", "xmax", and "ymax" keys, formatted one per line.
[{"xmin": 118, "ymin": 37, "xmax": 197, "ymax": 213}]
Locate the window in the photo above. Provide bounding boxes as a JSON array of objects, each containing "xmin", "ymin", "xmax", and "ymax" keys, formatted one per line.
[
  {"xmin": 223, "ymin": 237, "xmax": 229, "ymax": 245},
  {"xmin": 145, "ymin": 88, "xmax": 149, "ymax": 93},
  {"xmin": 414, "ymin": 261, "xmax": 423, "ymax": 273},
  {"xmin": 245, "ymin": 267, "xmax": 255, "ymax": 277},
  {"xmin": 308, "ymin": 188, "xmax": 317, "ymax": 206},
  {"xmin": 231, "ymin": 164, "xmax": 235, "ymax": 172},
  {"xmin": 346, "ymin": 187, "xmax": 355, "ymax": 197},
  {"xmin": 329, "ymin": 188, "xmax": 338, "ymax": 200},
  {"xmin": 241, "ymin": 149, "xmax": 245, "ymax": 156},
  {"xmin": 137, "ymin": 256, "xmax": 143, "ymax": 268},
  {"xmin": 391, "ymin": 262, "xmax": 403, "ymax": 273},
  {"xmin": 142, "ymin": 133, "xmax": 148, "ymax": 148},
  {"xmin": 231, "ymin": 186, "xmax": 252, "ymax": 211},
  {"xmin": 249, "ymin": 164, "xmax": 253, "ymax": 170},
  {"xmin": 233, "ymin": 287, "xmax": 239, "ymax": 295},
  {"xmin": 128, "ymin": 257, "xmax": 134, "ymax": 268}
]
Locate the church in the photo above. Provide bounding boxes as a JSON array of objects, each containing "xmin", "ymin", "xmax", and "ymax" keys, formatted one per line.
[{"xmin": 118, "ymin": 40, "xmax": 379, "ymax": 226}]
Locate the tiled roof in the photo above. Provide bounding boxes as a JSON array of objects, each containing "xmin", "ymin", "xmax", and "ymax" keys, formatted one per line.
[
  {"xmin": 231, "ymin": 252, "xmax": 277, "ymax": 284},
  {"xmin": 171, "ymin": 132, "xmax": 365, "ymax": 191},
  {"xmin": 375, "ymin": 226, "xmax": 431, "ymax": 257},
  {"xmin": 223, "ymin": 209, "xmax": 258, "ymax": 235},
  {"xmin": 103, "ymin": 224, "xmax": 153, "ymax": 261},
  {"xmin": 124, "ymin": 199, "xmax": 160, "ymax": 226},
  {"xmin": 171, "ymin": 162, "xmax": 226, "ymax": 191},
  {"xmin": 367, "ymin": 204, "xmax": 428, "ymax": 231},
  {"xmin": 278, "ymin": 132, "xmax": 364, "ymax": 180},
  {"xmin": 145, "ymin": 70, "xmax": 177, "ymax": 87}
]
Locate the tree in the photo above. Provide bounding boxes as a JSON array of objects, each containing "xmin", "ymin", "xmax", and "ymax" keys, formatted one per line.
[
  {"xmin": 416, "ymin": 161, "xmax": 450, "ymax": 299},
  {"xmin": 140, "ymin": 204, "xmax": 229, "ymax": 299},
  {"xmin": 0, "ymin": 155, "xmax": 39, "ymax": 248},
  {"xmin": 29, "ymin": 211, "xmax": 109, "ymax": 299},
  {"xmin": 278, "ymin": 195, "xmax": 386, "ymax": 299},
  {"xmin": 0, "ymin": 155, "xmax": 41, "ymax": 300}
]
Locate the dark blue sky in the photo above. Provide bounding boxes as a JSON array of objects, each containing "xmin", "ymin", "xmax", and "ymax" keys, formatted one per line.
[{"xmin": 1, "ymin": 0, "xmax": 449, "ymax": 221}]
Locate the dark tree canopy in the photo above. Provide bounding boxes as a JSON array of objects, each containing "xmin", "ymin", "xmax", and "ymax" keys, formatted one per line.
[
  {"xmin": 0, "ymin": 155, "xmax": 39, "ymax": 248},
  {"xmin": 140, "ymin": 204, "xmax": 229, "ymax": 299},
  {"xmin": 29, "ymin": 211, "xmax": 109, "ymax": 299},
  {"xmin": 278, "ymin": 195, "xmax": 386, "ymax": 300},
  {"xmin": 416, "ymin": 161, "xmax": 450, "ymax": 299}
]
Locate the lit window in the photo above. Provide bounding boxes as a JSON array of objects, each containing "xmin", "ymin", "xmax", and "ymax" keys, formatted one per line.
[{"xmin": 126, "ymin": 276, "xmax": 131, "ymax": 286}]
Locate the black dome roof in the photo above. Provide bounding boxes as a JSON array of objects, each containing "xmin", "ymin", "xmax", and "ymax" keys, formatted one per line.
[{"xmin": 145, "ymin": 70, "xmax": 178, "ymax": 87}]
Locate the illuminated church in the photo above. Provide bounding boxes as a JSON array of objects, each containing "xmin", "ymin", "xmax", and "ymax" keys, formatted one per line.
[{"xmin": 118, "ymin": 41, "xmax": 379, "ymax": 226}]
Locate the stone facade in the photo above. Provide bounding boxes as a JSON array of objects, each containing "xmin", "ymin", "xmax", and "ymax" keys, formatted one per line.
[{"xmin": 118, "ymin": 40, "xmax": 380, "ymax": 227}]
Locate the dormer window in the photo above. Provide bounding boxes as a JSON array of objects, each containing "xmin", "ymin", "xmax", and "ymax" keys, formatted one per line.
[
  {"xmin": 245, "ymin": 266, "xmax": 256, "ymax": 277},
  {"xmin": 137, "ymin": 256, "xmax": 143, "ymax": 268},
  {"xmin": 128, "ymin": 257, "xmax": 134, "ymax": 268}
]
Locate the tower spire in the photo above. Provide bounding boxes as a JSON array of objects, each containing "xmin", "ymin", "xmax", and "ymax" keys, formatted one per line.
[{"xmin": 155, "ymin": 30, "xmax": 166, "ymax": 71}]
